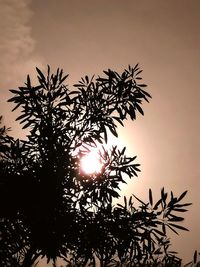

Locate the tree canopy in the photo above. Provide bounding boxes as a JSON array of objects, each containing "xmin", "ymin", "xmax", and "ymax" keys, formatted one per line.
[{"xmin": 0, "ymin": 65, "xmax": 191, "ymax": 267}]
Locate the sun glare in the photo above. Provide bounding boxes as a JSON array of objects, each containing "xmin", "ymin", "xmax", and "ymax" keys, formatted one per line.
[{"xmin": 80, "ymin": 150, "xmax": 102, "ymax": 175}]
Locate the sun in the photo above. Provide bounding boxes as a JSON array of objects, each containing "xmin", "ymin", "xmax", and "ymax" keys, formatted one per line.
[{"xmin": 80, "ymin": 149, "xmax": 102, "ymax": 175}]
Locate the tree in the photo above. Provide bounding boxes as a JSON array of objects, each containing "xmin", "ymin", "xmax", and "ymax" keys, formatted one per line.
[{"xmin": 0, "ymin": 65, "xmax": 191, "ymax": 266}]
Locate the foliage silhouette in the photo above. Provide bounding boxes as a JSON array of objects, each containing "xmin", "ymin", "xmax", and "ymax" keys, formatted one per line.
[
  {"xmin": 0, "ymin": 65, "xmax": 191, "ymax": 266},
  {"xmin": 183, "ymin": 250, "xmax": 200, "ymax": 267}
]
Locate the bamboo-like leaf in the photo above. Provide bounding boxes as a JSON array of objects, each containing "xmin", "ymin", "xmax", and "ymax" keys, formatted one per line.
[
  {"xmin": 193, "ymin": 250, "xmax": 197, "ymax": 264},
  {"xmin": 9, "ymin": 89, "xmax": 20, "ymax": 94},
  {"xmin": 135, "ymin": 103, "xmax": 144, "ymax": 116},
  {"xmin": 22, "ymin": 120, "xmax": 33, "ymax": 129},
  {"xmin": 132, "ymin": 194, "xmax": 146, "ymax": 205},
  {"xmin": 153, "ymin": 199, "xmax": 162, "ymax": 210},
  {"xmin": 174, "ymin": 203, "xmax": 192, "ymax": 208},
  {"xmin": 177, "ymin": 190, "xmax": 188, "ymax": 202},
  {"xmin": 26, "ymin": 75, "xmax": 31, "ymax": 88},
  {"xmin": 168, "ymin": 223, "xmax": 189, "ymax": 232},
  {"xmin": 12, "ymin": 103, "xmax": 21, "ymax": 111},
  {"xmin": 59, "ymin": 74, "xmax": 69, "ymax": 84},
  {"xmin": 124, "ymin": 196, "xmax": 127, "ymax": 209},
  {"xmin": 36, "ymin": 67, "xmax": 45, "ymax": 81},
  {"xmin": 138, "ymin": 83, "xmax": 147, "ymax": 88},
  {"xmin": 149, "ymin": 189, "xmax": 153, "ymax": 206}
]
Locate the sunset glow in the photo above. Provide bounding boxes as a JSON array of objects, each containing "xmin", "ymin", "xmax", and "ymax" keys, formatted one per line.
[
  {"xmin": 1, "ymin": 0, "xmax": 199, "ymax": 263},
  {"xmin": 80, "ymin": 150, "xmax": 102, "ymax": 174}
]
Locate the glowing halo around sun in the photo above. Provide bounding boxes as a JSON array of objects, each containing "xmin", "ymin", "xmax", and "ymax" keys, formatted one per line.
[{"xmin": 80, "ymin": 150, "xmax": 103, "ymax": 175}]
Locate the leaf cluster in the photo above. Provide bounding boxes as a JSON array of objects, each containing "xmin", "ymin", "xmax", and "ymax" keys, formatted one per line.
[{"xmin": 0, "ymin": 66, "xmax": 191, "ymax": 267}]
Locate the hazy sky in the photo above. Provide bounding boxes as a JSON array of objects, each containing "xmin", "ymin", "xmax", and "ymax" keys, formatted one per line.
[{"xmin": 0, "ymin": 0, "xmax": 200, "ymax": 265}]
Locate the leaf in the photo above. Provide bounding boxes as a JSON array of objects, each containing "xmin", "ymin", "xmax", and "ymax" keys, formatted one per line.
[
  {"xmin": 168, "ymin": 223, "xmax": 189, "ymax": 232},
  {"xmin": 153, "ymin": 228, "xmax": 166, "ymax": 237},
  {"xmin": 113, "ymin": 116, "xmax": 124, "ymax": 126},
  {"xmin": 149, "ymin": 188, "xmax": 153, "ymax": 206},
  {"xmin": 193, "ymin": 250, "xmax": 197, "ymax": 264},
  {"xmin": 26, "ymin": 74, "xmax": 31, "ymax": 88},
  {"xmin": 121, "ymin": 146, "xmax": 126, "ymax": 155},
  {"xmin": 22, "ymin": 120, "xmax": 33, "ymax": 129},
  {"xmin": 102, "ymin": 125, "xmax": 108, "ymax": 143},
  {"xmin": 173, "ymin": 208, "xmax": 189, "ymax": 212},
  {"xmin": 168, "ymin": 215, "xmax": 184, "ymax": 222},
  {"xmin": 15, "ymin": 114, "xmax": 28, "ymax": 121},
  {"xmin": 132, "ymin": 194, "xmax": 146, "ymax": 205},
  {"xmin": 135, "ymin": 70, "xmax": 143, "ymax": 76},
  {"xmin": 140, "ymin": 89, "xmax": 152, "ymax": 99},
  {"xmin": 124, "ymin": 196, "xmax": 127, "ymax": 209},
  {"xmin": 162, "ymin": 223, "xmax": 166, "ymax": 235},
  {"xmin": 161, "ymin": 187, "xmax": 168, "ymax": 203},
  {"xmin": 9, "ymin": 89, "xmax": 20, "ymax": 94},
  {"xmin": 174, "ymin": 203, "xmax": 192, "ymax": 208},
  {"xmin": 135, "ymin": 103, "xmax": 144, "ymax": 116},
  {"xmin": 11, "ymin": 103, "xmax": 21, "ymax": 112},
  {"xmin": 116, "ymin": 203, "xmax": 124, "ymax": 209},
  {"xmin": 153, "ymin": 199, "xmax": 162, "ymax": 210},
  {"xmin": 133, "ymin": 63, "xmax": 139, "ymax": 71},
  {"xmin": 108, "ymin": 124, "xmax": 118, "ymax": 137},
  {"xmin": 85, "ymin": 75, "xmax": 89, "ymax": 84},
  {"xmin": 47, "ymin": 64, "xmax": 50, "ymax": 76},
  {"xmin": 129, "ymin": 105, "xmax": 136, "ymax": 120},
  {"xmin": 7, "ymin": 97, "xmax": 16, "ymax": 102},
  {"xmin": 128, "ymin": 196, "xmax": 132, "ymax": 206},
  {"xmin": 138, "ymin": 83, "xmax": 147, "ymax": 87},
  {"xmin": 107, "ymin": 188, "xmax": 119, "ymax": 198},
  {"xmin": 36, "ymin": 67, "xmax": 45, "ymax": 81},
  {"xmin": 59, "ymin": 74, "xmax": 69, "ymax": 84},
  {"xmin": 177, "ymin": 190, "xmax": 188, "ymax": 202}
]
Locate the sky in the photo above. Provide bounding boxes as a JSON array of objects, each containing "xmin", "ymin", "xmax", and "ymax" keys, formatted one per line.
[{"xmin": 0, "ymin": 0, "xmax": 200, "ymax": 265}]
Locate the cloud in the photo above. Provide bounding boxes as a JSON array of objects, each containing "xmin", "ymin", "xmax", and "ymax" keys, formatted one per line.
[
  {"xmin": 0, "ymin": 0, "xmax": 43, "ymax": 100},
  {"xmin": 0, "ymin": 0, "xmax": 44, "ymax": 136}
]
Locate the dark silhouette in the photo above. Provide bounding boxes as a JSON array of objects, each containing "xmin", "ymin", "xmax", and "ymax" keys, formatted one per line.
[{"xmin": 0, "ymin": 65, "xmax": 191, "ymax": 266}]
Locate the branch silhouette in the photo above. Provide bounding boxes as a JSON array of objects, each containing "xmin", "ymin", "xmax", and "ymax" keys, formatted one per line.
[{"xmin": 0, "ymin": 65, "xmax": 191, "ymax": 266}]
